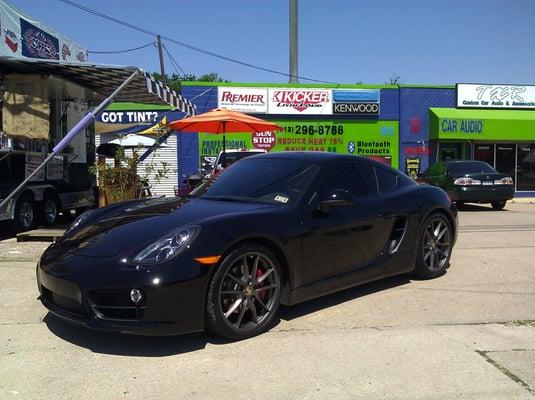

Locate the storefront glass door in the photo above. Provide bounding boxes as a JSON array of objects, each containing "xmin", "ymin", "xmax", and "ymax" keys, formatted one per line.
[
  {"xmin": 474, "ymin": 144, "xmax": 494, "ymax": 166},
  {"xmin": 517, "ymin": 144, "xmax": 535, "ymax": 191},
  {"xmin": 495, "ymin": 145, "xmax": 516, "ymax": 179}
]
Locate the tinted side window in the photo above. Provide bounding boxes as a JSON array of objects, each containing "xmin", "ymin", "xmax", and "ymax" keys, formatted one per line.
[
  {"xmin": 353, "ymin": 163, "xmax": 378, "ymax": 194},
  {"xmin": 375, "ymin": 167, "xmax": 398, "ymax": 193},
  {"xmin": 319, "ymin": 164, "xmax": 367, "ymax": 198}
]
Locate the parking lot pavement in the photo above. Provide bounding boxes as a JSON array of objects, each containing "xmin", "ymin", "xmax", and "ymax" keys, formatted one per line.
[{"xmin": 1, "ymin": 203, "xmax": 534, "ymax": 399}]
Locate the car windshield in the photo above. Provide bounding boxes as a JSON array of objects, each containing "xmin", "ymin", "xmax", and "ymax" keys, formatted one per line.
[
  {"xmin": 448, "ymin": 161, "xmax": 496, "ymax": 174},
  {"xmin": 195, "ymin": 158, "xmax": 319, "ymax": 205}
]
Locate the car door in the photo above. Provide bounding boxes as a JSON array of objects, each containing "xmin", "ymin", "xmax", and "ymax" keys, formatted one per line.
[{"xmin": 300, "ymin": 162, "xmax": 393, "ymax": 285}]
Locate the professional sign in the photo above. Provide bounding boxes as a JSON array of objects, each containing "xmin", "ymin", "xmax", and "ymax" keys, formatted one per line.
[
  {"xmin": 199, "ymin": 120, "xmax": 399, "ymax": 168},
  {"xmin": 0, "ymin": 2, "xmax": 87, "ymax": 62},
  {"xmin": 218, "ymin": 87, "xmax": 268, "ymax": 113},
  {"xmin": 268, "ymin": 88, "xmax": 332, "ymax": 115},
  {"xmin": 457, "ymin": 84, "xmax": 535, "ymax": 109}
]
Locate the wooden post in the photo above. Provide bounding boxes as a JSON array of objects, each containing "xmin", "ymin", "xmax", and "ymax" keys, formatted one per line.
[{"xmin": 97, "ymin": 155, "xmax": 106, "ymax": 207}]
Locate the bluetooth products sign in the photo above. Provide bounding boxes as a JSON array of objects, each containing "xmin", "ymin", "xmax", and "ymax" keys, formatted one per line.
[{"xmin": 332, "ymin": 89, "xmax": 380, "ymax": 116}]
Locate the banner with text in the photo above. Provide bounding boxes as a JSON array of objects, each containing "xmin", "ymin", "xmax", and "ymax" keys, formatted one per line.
[
  {"xmin": 198, "ymin": 120, "xmax": 398, "ymax": 168},
  {"xmin": 457, "ymin": 83, "xmax": 535, "ymax": 109}
]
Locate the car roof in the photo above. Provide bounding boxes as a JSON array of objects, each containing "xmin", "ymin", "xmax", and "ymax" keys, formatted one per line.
[{"xmin": 249, "ymin": 151, "xmax": 391, "ymax": 167}]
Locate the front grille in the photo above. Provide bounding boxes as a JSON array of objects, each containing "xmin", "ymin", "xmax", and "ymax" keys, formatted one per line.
[
  {"xmin": 42, "ymin": 286, "xmax": 88, "ymax": 318},
  {"xmin": 88, "ymin": 289, "xmax": 145, "ymax": 321}
]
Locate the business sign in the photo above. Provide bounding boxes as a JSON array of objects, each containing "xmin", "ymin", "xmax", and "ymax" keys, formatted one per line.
[
  {"xmin": 252, "ymin": 131, "xmax": 276, "ymax": 150},
  {"xmin": 457, "ymin": 84, "xmax": 535, "ymax": 109},
  {"xmin": 332, "ymin": 89, "xmax": 380, "ymax": 116},
  {"xmin": 218, "ymin": 87, "xmax": 267, "ymax": 113},
  {"xmin": 198, "ymin": 120, "xmax": 399, "ymax": 168},
  {"xmin": 268, "ymin": 88, "xmax": 332, "ymax": 115},
  {"xmin": 0, "ymin": 2, "xmax": 87, "ymax": 62},
  {"xmin": 96, "ymin": 110, "xmax": 166, "ymax": 124}
]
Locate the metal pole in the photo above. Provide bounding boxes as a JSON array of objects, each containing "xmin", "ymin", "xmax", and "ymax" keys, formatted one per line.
[
  {"xmin": 289, "ymin": 0, "xmax": 299, "ymax": 83},
  {"xmin": 157, "ymin": 35, "xmax": 166, "ymax": 84},
  {"xmin": 0, "ymin": 69, "xmax": 140, "ymax": 211}
]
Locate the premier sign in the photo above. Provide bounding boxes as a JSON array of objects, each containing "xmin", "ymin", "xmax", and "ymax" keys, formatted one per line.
[{"xmin": 218, "ymin": 87, "xmax": 268, "ymax": 113}]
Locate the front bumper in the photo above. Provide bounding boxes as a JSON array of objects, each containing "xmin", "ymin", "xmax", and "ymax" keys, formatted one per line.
[
  {"xmin": 448, "ymin": 186, "xmax": 515, "ymax": 203},
  {"xmin": 36, "ymin": 253, "xmax": 212, "ymax": 336}
]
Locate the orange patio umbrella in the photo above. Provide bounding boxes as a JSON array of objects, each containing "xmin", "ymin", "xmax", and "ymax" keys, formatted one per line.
[{"xmin": 167, "ymin": 108, "xmax": 283, "ymax": 164}]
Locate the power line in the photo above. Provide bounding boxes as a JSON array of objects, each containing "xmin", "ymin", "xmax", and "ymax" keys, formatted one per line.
[
  {"xmin": 162, "ymin": 43, "xmax": 187, "ymax": 76},
  {"xmin": 87, "ymin": 41, "xmax": 154, "ymax": 54},
  {"xmin": 57, "ymin": 0, "xmax": 338, "ymax": 84}
]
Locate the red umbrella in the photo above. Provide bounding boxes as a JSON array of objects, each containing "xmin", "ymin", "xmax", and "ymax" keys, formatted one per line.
[{"xmin": 167, "ymin": 108, "xmax": 283, "ymax": 162}]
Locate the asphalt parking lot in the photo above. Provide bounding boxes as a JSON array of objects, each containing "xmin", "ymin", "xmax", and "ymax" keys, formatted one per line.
[{"xmin": 1, "ymin": 202, "xmax": 534, "ymax": 399}]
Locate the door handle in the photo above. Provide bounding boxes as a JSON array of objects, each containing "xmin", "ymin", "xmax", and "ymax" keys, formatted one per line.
[{"xmin": 379, "ymin": 210, "xmax": 393, "ymax": 219}]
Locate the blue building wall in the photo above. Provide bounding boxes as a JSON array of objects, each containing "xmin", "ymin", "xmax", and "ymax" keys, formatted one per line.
[
  {"xmin": 178, "ymin": 85, "xmax": 401, "ymax": 180},
  {"xmin": 399, "ymin": 88, "xmax": 455, "ymax": 174}
]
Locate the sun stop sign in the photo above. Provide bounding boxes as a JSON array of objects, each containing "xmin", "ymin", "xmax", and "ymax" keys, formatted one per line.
[{"xmin": 252, "ymin": 131, "xmax": 276, "ymax": 150}]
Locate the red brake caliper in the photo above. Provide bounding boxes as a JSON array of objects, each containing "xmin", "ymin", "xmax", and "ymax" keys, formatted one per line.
[{"xmin": 256, "ymin": 268, "xmax": 267, "ymax": 301}]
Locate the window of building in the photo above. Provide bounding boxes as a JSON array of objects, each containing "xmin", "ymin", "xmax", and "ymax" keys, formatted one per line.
[{"xmin": 517, "ymin": 144, "xmax": 535, "ymax": 191}]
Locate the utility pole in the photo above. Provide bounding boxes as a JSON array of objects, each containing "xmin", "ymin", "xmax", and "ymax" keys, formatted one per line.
[
  {"xmin": 156, "ymin": 34, "xmax": 166, "ymax": 84},
  {"xmin": 289, "ymin": 0, "xmax": 298, "ymax": 83}
]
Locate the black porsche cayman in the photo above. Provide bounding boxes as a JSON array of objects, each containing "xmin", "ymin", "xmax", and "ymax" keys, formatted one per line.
[{"xmin": 37, "ymin": 152, "xmax": 457, "ymax": 339}]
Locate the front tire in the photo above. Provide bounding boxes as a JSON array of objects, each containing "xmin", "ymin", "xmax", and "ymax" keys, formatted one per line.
[
  {"xmin": 206, "ymin": 243, "xmax": 282, "ymax": 340},
  {"xmin": 491, "ymin": 200, "xmax": 506, "ymax": 210},
  {"xmin": 413, "ymin": 213, "xmax": 453, "ymax": 279},
  {"xmin": 14, "ymin": 194, "xmax": 36, "ymax": 231}
]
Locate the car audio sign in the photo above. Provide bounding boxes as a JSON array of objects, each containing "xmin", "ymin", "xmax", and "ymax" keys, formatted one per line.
[
  {"xmin": 268, "ymin": 88, "xmax": 332, "ymax": 115},
  {"xmin": 218, "ymin": 87, "xmax": 268, "ymax": 113},
  {"xmin": 457, "ymin": 84, "xmax": 535, "ymax": 109}
]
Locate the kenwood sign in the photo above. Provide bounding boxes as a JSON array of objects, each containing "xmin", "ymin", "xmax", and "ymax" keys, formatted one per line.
[
  {"xmin": 332, "ymin": 89, "xmax": 380, "ymax": 116},
  {"xmin": 457, "ymin": 84, "xmax": 535, "ymax": 109}
]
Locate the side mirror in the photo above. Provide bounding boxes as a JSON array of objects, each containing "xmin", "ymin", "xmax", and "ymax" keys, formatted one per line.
[{"xmin": 319, "ymin": 189, "xmax": 354, "ymax": 213}]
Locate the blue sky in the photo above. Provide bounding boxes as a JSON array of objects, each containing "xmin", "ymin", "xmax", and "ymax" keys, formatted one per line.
[{"xmin": 8, "ymin": 0, "xmax": 535, "ymax": 85}]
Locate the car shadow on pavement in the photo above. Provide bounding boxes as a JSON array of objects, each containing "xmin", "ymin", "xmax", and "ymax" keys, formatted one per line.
[
  {"xmin": 43, "ymin": 313, "xmax": 232, "ymax": 357},
  {"xmin": 279, "ymin": 275, "xmax": 411, "ymax": 321},
  {"xmin": 456, "ymin": 203, "xmax": 508, "ymax": 212}
]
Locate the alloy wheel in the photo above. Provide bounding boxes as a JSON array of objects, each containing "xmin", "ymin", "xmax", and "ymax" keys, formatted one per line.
[
  {"xmin": 219, "ymin": 252, "xmax": 280, "ymax": 331},
  {"xmin": 44, "ymin": 199, "xmax": 58, "ymax": 224},
  {"xmin": 19, "ymin": 202, "xmax": 34, "ymax": 229},
  {"xmin": 422, "ymin": 217, "xmax": 451, "ymax": 271}
]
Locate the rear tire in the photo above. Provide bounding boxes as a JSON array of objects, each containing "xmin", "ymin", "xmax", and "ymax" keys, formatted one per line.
[
  {"xmin": 206, "ymin": 243, "xmax": 282, "ymax": 340},
  {"xmin": 40, "ymin": 193, "xmax": 60, "ymax": 226},
  {"xmin": 413, "ymin": 213, "xmax": 453, "ymax": 279},
  {"xmin": 491, "ymin": 201, "xmax": 506, "ymax": 210},
  {"xmin": 14, "ymin": 194, "xmax": 36, "ymax": 231}
]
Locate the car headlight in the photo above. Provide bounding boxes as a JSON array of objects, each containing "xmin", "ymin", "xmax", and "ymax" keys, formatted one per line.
[{"xmin": 132, "ymin": 226, "xmax": 200, "ymax": 267}]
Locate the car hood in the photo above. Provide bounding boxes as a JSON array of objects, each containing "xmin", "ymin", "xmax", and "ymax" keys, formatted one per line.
[{"xmin": 56, "ymin": 197, "xmax": 274, "ymax": 258}]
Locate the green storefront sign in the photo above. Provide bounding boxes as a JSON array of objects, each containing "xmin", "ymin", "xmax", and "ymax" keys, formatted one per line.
[
  {"xmin": 199, "ymin": 120, "xmax": 399, "ymax": 168},
  {"xmin": 430, "ymin": 108, "xmax": 535, "ymax": 140}
]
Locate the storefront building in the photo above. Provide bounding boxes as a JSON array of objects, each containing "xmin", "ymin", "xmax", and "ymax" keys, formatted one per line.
[{"xmin": 179, "ymin": 82, "xmax": 535, "ymax": 196}]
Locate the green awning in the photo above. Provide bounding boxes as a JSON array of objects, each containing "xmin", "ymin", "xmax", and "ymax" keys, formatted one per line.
[{"xmin": 429, "ymin": 108, "xmax": 535, "ymax": 141}]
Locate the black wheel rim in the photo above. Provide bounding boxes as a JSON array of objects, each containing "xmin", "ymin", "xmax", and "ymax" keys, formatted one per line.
[
  {"xmin": 422, "ymin": 217, "xmax": 451, "ymax": 271},
  {"xmin": 219, "ymin": 252, "xmax": 280, "ymax": 331},
  {"xmin": 44, "ymin": 199, "xmax": 57, "ymax": 223}
]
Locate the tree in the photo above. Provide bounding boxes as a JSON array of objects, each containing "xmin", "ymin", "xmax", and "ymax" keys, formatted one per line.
[
  {"xmin": 151, "ymin": 72, "xmax": 229, "ymax": 92},
  {"xmin": 386, "ymin": 74, "xmax": 402, "ymax": 85}
]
